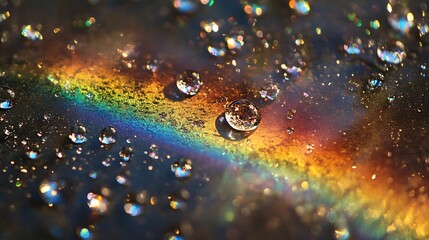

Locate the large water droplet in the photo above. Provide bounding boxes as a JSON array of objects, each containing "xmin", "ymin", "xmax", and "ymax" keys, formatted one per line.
[
  {"xmin": 99, "ymin": 126, "xmax": 117, "ymax": 145},
  {"xmin": 225, "ymin": 99, "xmax": 261, "ymax": 132},
  {"xmin": 171, "ymin": 158, "xmax": 193, "ymax": 179},
  {"xmin": 39, "ymin": 180, "xmax": 62, "ymax": 205},
  {"xmin": 87, "ymin": 192, "xmax": 110, "ymax": 215},
  {"xmin": 259, "ymin": 82, "xmax": 280, "ymax": 101},
  {"xmin": 69, "ymin": 124, "xmax": 88, "ymax": 144},
  {"xmin": 175, "ymin": 70, "xmax": 203, "ymax": 96},
  {"xmin": 0, "ymin": 86, "xmax": 15, "ymax": 110},
  {"xmin": 377, "ymin": 40, "xmax": 406, "ymax": 64}
]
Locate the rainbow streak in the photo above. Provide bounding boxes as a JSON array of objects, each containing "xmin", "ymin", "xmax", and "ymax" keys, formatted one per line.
[{"xmin": 14, "ymin": 57, "xmax": 429, "ymax": 239}]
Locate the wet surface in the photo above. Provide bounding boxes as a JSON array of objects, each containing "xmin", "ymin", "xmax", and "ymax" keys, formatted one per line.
[{"xmin": 0, "ymin": 0, "xmax": 429, "ymax": 239}]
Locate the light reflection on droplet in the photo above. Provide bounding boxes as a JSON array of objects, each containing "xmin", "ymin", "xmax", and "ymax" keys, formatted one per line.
[
  {"xmin": 99, "ymin": 126, "xmax": 117, "ymax": 145},
  {"xmin": 39, "ymin": 179, "xmax": 62, "ymax": 205},
  {"xmin": 87, "ymin": 192, "xmax": 110, "ymax": 215},
  {"xmin": 171, "ymin": 158, "xmax": 192, "ymax": 179},
  {"xmin": 21, "ymin": 25, "xmax": 43, "ymax": 41},
  {"xmin": 377, "ymin": 40, "xmax": 406, "ymax": 64},
  {"xmin": 0, "ymin": 86, "xmax": 15, "ymax": 110},
  {"xmin": 69, "ymin": 123, "xmax": 88, "ymax": 144}
]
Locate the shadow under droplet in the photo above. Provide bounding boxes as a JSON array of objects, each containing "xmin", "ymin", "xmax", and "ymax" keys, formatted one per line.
[
  {"xmin": 215, "ymin": 113, "xmax": 255, "ymax": 141},
  {"xmin": 163, "ymin": 82, "xmax": 190, "ymax": 102}
]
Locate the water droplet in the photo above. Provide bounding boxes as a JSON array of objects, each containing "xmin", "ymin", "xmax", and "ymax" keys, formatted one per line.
[
  {"xmin": 119, "ymin": 146, "xmax": 134, "ymax": 161},
  {"xmin": 124, "ymin": 202, "xmax": 143, "ymax": 217},
  {"xmin": 287, "ymin": 127, "xmax": 294, "ymax": 134},
  {"xmin": 99, "ymin": 126, "xmax": 117, "ymax": 145},
  {"xmin": 78, "ymin": 227, "xmax": 93, "ymax": 240},
  {"xmin": 377, "ymin": 40, "xmax": 406, "ymax": 64},
  {"xmin": 39, "ymin": 179, "xmax": 62, "ymax": 205},
  {"xmin": 225, "ymin": 34, "xmax": 245, "ymax": 54},
  {"xmin": 0, "ymin": 86, "xmax": 15, "ymax": 110},
  {"xmin": 144, "ymin": 59, "xmax": 160, "ymax": 73},
  {"xmin": 165, "ymin": 231, "xmax": 185, "ymax": 240},
  {"xmin": 87, "ymin": 192, "xmax": 110, "ymax": 215},
  {"xmin": 149, "ymin": 144, "xmax": 159, "ymax": 160},
  {"xmin": 176, "ymin": 70, "xmax": 203, "ymax": 96},
  {"xmin": 173, "ymin": 0, "xmax": 199, "ymax": 14},
  {"xmin": 289, "ymin": 0, "xmax": 310, "ymax": 15},
  {"xmin": 21, "ymin": 25, "xmax": 43, "ymax": 41},
  {"xmin": 169, "ymin": 197, "xmax": 187, "ymax": 210},
  {"xmin": 287, "ymin": 109, "xmax": 296, "ymax": 120},
  {"xmin": 334, "ymin": 228, "xmax": 350, "ymax": 240},
  {"xmin": 25, "ymin": 144, "xmax": 41, "ymax": 159},
  {"xmin": 387, "ymin": 3, "xmax": 414, "ymax": 35},
  {"xmin": 344, "ymin": 37, "xmax": 363, "ymax": 55},
  {"xmin": 417, "ymin": 18, "xmax": 429, "ymax": 37},
  {"xmin": 89, "ymin": 171, "xmax": 98, "ymax": 179},
  {"xmin": 69, "ymin": 123, "xmax": 88, "ymax": 144},
  {"xmin": 259, "ymin": 82, "xmax": 280, "ymax": 101},
  {"xmin": 367, "ymin": 73, "xmax": 384, "ymax": 93},
  {"xmin": 116, "ymin": 174, "xmax": 128, "ymax": 185},
  {"xmin": 225, "ymin": 99, "xmax": 261, "ymax": 131},
  {"xmin": 171, "ymin": 158, "xmax": 193, "ymax": 179}
]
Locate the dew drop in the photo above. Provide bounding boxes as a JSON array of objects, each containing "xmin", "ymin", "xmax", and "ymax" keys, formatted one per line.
[
  {"xmin": 225, "ymin": 99, "xmax": 261, "ymax": 132},
  {"xmin": 171, "ymin": 158, "xmax": 193, "ymax": 179},
  {"xmin": 0, "ymin": 86, "xmax": 15, "ymax": 110},
  {"xmin": 165, "ymin": 231, "xmax": 185, "ymax": 240},
  {"xmin": 377, "ymin": 40, "xmax": 406, "ymax": 64},
  {"xmin": 99, "ymin": 126, "xmax": 117, "ymax": 145},
  {"xmin": 69, "ymin": 123, "xmax": 88, "ymax": 144},
  {"xmin": 259, "ymin": 82, "xmax": 280, "ymax": 101},
  {"xmin": 175, "ymin": 70, "xmax": 203, "ymax": 96},
  {"xmin": 39, "ymin": 179, "xmax": 62, "ymax": 205}
]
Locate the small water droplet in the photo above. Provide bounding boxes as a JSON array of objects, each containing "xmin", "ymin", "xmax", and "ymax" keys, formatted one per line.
[
  {"xmin": 334, "ymin": 228, "xmax": 350, "ymax": 240},
  {"xmin": 287, "ymin": 109, "xmax": 296, "ymax": 120},
  {"xmin": 144, "ymin": 59, "xmax": 160, "ymax": 73},
  {"xmin": 78, "ymin": 227, "xmax": 93, "ymax": 240},
  {"xmin": 119, "ymin": 146, "xmax": 134, "ymax": 161},
  {"xmin": 171, "ymin": 158, "xmax": 193, "ymax": 179},
  {"xmin": 69, "ymin": 124, "xmax": 88, "ymax": 144},
  {"xmin": 377, "ymin": 40, "xmax": 406, "ymax": 64},
  {"xmin": 89, "ymin": 171, "xmax": 98, "ymax": 179},
  {"xmin": 39, "ymin": 179, "xmax": 62, "ymax": 205},
  {"xmin": 225, "ymin": 99, "xmax": 261, "ymax": 132},
  {"xmin": 87, "ymin": 192, "xmax": 110, "ymax": 215},
  {"xmin": 173, "ymin": 0, "xmax": 199, "ymax": 14},
  {"xmin": 99, "ymin": 126, "xmax": 117, "ymax": 145},
  {"xmin": 148, "ymin": 144, "xmax": 159, "ymax": 160},
  {"xmin": 287, "ymin": 127, "xmax": 294, "ymax": 134},
  {"xmin": 259, "ymin": 82, "xmax": 280, "ymax": 101},
  {"xmin": 164, "ymin": 231, "xmax": 185, "ymax": 240},
  {"xmin": 417, "ymin": 18, "xmax": 429, "ymax": 37},
  {"xmin": 387, "ymin": 3, "xmax": 414, "ymax": 35},
  {"xmin": 289, "ymin": 0, "xmax": 310, "ymax": 15},
  {"xmin": 25, "ymin": 144, "xmax": 41, "ymax": 159},
  {"xmin": 116, "ymin": 174, "xmax": 128, "ymax": 185},
  {"xmin": 21, "ymin": 25, "xmax": 43, "ymax": 41},
  {"xmin": 367, "ymin": 73, "xmax": 384, "ymax": 93},
  {"xmin": 344, "ymin": 37, "xmax": 363, "ymax": 55},
  {"xmin": 175, "ymin": 70, "xmax": 203, "ymax": 96},
  {"xmin": 0, "ymin": 86, "xmax": 15, "ymax": 110}
]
